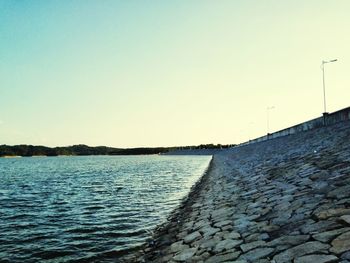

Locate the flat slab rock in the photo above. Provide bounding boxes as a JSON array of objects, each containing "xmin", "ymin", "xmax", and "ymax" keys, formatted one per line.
[
  {"xmin": 273, "ymin": 241, "xmax": 330, "ymax": 262},
  {"xmin": 267, "ymin": 235, "xmax": 310, "ymax": 247},
  {"xmin": 294, "ymin": 254, "xmax": 338, "ymax": 263},
  {"xmin": 315, "ymin": 208, "xmax": 350, "ymax": 220},
  {"xmin": 330, "ymin": 231, "xmax": 350, "ymax": 254},
  {"xmin": 183, "ymin": 231, "xmax": 201, "ymax": 244},
  {"xmin": 213, "ymin": 239, "xmax": 243, "ymax": 253},
  {"xmin": 173, "ymin": 247, "xmax": 197, "ymax": 262},
  {"xmin": 204, "ymin": 251, "xmax": 241, "ymax": 263},
  {"xmin": 313, "ymin": 227, "xmax": 350, "ymax": 243},
  {"xmin": 341, "ymin": 215, "xmax": 350, "ymax": 225},
  {"xmin": 170, "ymin": 240, "xmax": 189, "ymax": 253},
  {"xmin": 240, "ymin": 247, "xmax": 275, "ymax": 261},
  {"xmin": 240, "ymin": 240, "xmax": 266, "ymax": 252}
]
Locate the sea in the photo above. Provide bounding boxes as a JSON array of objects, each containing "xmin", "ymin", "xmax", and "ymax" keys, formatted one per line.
[{"xmin": 0, "ymin": 155, "xmax": 211, "ymax": 262}]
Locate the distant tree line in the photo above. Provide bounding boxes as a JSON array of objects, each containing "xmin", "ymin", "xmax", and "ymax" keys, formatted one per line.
[{"xmin": 0, "ymin": 144, "xmax": 235, "ymax": 157}]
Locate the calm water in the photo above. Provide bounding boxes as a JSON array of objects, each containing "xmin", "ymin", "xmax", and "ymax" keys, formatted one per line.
[{"xmin": 0, "ymin": 155, "xmax": 211, "ymax": 263}]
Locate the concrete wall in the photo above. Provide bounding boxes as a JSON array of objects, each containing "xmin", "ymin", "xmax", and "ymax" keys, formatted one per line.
[{"xmin": 241, "ymin": 106, "xmax": 350, "ymax": 146}]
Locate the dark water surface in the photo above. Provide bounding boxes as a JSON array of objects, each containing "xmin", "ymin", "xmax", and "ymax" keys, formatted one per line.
[{"xmin": 0, "ymin": 155, "xmax": 211, "ymax": 262}]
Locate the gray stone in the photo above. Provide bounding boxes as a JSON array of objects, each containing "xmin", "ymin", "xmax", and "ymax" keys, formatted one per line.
[
  {"xmin": 183, "ymin": 231, "xmax": 201, "ymax": 244},
  {"xmin": 254, "ymin": 260, "xmax": 271, "ymax": 263},
  {"xmin": 193, "ymin": 219, "xmax": 210, "ymax": 230},
  {"xmin": 315, "ymin": 208, "xmax": 350, "ymax": 220},
  {"xmin": 300, "ymin": 220, "xmax": 340, "ymax": 234},
  {"xmin": 273, "ymin": 241, "xmax": 330, "ymax": 262},
  {"xmin": 183, "ymin": 220, "xmax": 194, "ymax": 230},
  {"xmin": 294, "ymin": 254, "xmax": 338, "ymax": 263},
  {"xmin": 199, "ymin": 226, "xmax": 220, "ymax": 237},
  {"xmin": 199, "ymin": 237, "xmax": 222, "ymax": 251},
  {"xmin": 213, "ymin": 239, "xmax": 243, "ymax": 253},
  {"xmin": 223, "ymin": 231, "xmax": 241, "ymax": 240},
  {"xmin": 191, "ymin": 251, "xmax": 211, "ymax": 262},
  {"xmin": 240, "ymin": 240, "xmax": 266, "ymax": 252},
  {"xmin": 170, "ymin": 240, "xmax": 189, "ymax": 253},
  {"xmin": 222, "ymin": 224, "xmax": 234, "ymax": 231},
  {"xmin": 267, "ymin": 235, "xmax": 310, "ymax": 247},
  {"xmin": 212, "ymin": 207, "xmax": 232, "ymax": 218},
  {"xmin": 176, "ymin": 230, "xmax": 188, "ymax": 239},
  {"xmin": 204, "ymin": 250, "xmax": 241, "ymax": 263},
  {"xmin": 313, "ymin": 228, "xmax": 350, "ymax": 243},
  {"xmin": 327, "ymin": 185, "xmax": 350, "ymax": 199},
  {"xmin": 214, "ymin": 219, "xmax": 232, "ymax": 228},
  {"xmin": 240, "ymin": 247, "xmax": 275, "ymax": 261},
  {"xmin": 173, "ymin": 247, "xmax": 197, "ymax": 262},
  {"xmin": 330, "ymin": 231, "xmax": 350, "ymax": 254},
  {"xmin": 271, "ymin": 212, "xmax": 292, "ymax": 226},
  {"xmin": 234, "ymin": 218, "xmax": 252, "ymax": 231},
  {"xmin": 310, "ymin": 170, "xmax": 329, "ymax": 180},
  {"xmin": 341, "ymin": 215, "xmax": 350, "ymax": 225}
]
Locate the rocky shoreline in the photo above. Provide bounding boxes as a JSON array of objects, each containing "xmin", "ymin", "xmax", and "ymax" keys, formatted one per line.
[{"xmin": 124, "ymin": 120, "xmax": 350, "ymax": 263}]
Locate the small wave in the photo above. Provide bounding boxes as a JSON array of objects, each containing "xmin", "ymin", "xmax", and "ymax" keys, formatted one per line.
[
  {"xmin": 100, "ymin": 228, "xmax": 147, "ymax": 238},
  {"xmin": 66, "ymin": 227, "xmax": 103, "ymax": 234},
  {"xmin": 32, "ymin": 249, "xmax": 75, "ymax": 260}
]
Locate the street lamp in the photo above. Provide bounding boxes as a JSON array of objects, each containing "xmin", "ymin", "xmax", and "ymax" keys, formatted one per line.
[
  {"xmin": 321, "ymin": 59, "xmax": 337, "ymax": 113},
  {"xmin": 266, "ymin": 106, "xmax": 275, "ymax": 135}
]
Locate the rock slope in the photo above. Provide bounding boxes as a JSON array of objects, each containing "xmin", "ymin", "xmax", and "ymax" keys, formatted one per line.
[{"xmin": 128, "ymin": 120, "xmax": 350, "ymax": 263}]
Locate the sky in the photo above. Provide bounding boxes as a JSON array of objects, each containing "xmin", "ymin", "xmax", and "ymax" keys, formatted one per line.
[{"xmin": 1, "ymin": 1, "xmax": 350, "ymax": 148}]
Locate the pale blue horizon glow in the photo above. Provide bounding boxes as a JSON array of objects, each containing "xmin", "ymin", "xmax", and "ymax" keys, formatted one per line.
[{"xmin": 1, "ymin": 1, "xmax": 350, "ymax": 147}]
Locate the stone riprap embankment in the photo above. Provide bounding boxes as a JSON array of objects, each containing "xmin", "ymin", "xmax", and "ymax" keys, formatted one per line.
[{"xmin": 127, "ymin": 121, "xmax": 350, "ymax": 263}]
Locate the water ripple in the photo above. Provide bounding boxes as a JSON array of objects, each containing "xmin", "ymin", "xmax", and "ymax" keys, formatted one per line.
[{"xmin": 0, "ymin": 155, "xmax": 210, "ymax": 262}]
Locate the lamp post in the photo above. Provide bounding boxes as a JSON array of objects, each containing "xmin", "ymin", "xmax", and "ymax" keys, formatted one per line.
[
  {"xmin": 266, "ymin": 106, "xmax": 275, "ymax": 135},
  {"xmin": 321, "ymin": 59, "xmax": 337, "ymax": 114}
]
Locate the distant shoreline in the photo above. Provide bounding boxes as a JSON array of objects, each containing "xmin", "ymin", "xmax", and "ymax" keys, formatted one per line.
[{"xmin": 0, "ymin": 144, "xmax": 233, "ymax": 158}]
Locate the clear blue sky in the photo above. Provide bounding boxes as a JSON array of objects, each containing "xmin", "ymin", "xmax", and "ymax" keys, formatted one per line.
[{"xmin": 1, "ymin": 1, "xmax": 349, "ymax": 147}]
